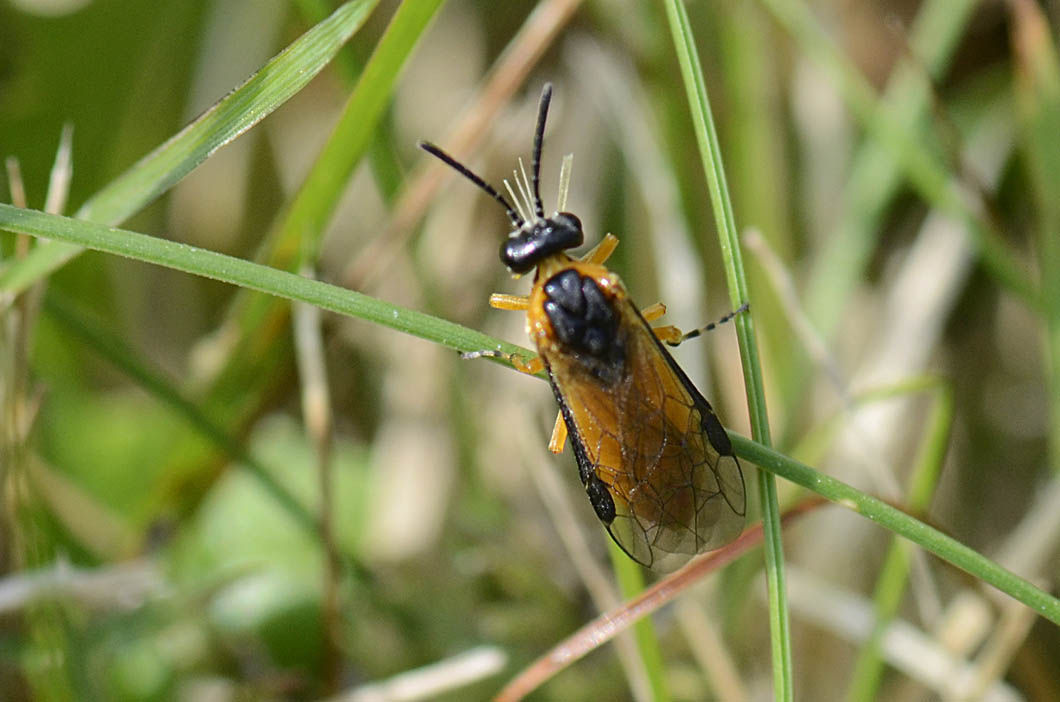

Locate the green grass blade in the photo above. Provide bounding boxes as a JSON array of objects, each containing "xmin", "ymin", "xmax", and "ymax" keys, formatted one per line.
[
  {"xmin": 70, "ymin": 0, "xmax": 446, "ymax": 532},
  {"xmin": 845, "ymin": 383, "xmax": 952, "ymax": 701},
  {"xmin": 5, "ymin": 202, "xmax": 1058, "ymax": 626},
  {"xmin": 801, "ymin": 0, "xmax": 978, "ymax": 337},
  {"xmin": 170, "ymin": 0, "xmax": 447, "ymax": 474},
  {"xmin": 714, "ymin": 2, "xmax": 797, "ymax": 416},
  {"xmin": 42, "ymin": 293, "xmax": 321, "ymax": 538},
  {"xmin": 0, "ymin": 204, "xmax": 530, "ymax": 364},
  {"xmin": 664, "ymin": 2, "xmax": 792, "ymax": 699},
  {"xmin": 0, "ymin": 0, "xmax": 379, "ymax": 296},
  {"xmin": 609, "ymin": 542, "xmax": 671, "ymax": 702},
  {"xmin": 760, "ymin": 0, "xmax": 1037, "ymax": 308},
  {"xmin": 272, "ymin": 0, "xmax": 446, "ymax": 269},
  {"xmin": 731, "ymin": 434, "xmax": 1060, "ymax": 626}
]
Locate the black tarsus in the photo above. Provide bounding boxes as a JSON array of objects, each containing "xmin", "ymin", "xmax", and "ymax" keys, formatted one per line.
[
  {"xmin": 418, "ymin": 140, "xmax": 524, "ymax": 228},
  {"xmin": 530, "ymin": 83, "xmax": 553, "ymax": 220},
  {"xmin": 665, "ymin": 302, "xmax": 750, "ymax": 347}
]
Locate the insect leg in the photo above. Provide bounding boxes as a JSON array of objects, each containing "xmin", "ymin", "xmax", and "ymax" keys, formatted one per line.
[
  {"xmin": 460, "ymin": 349, "xmax": 544, "ymax": 375},
  {"xmin": 640, "ymin": 302, "xmax": 694, "ymax": 344},
  {"xmin": 640, "ymin": 302, "xmax": 667, "ymax": 322},
  {"xmin": 651, "ymin": 325, "xmax": 684, "ymax": 344},
  {"xmin": 547, "ymin": 411, "xmax": 568, "ymax": 453},
  {"xmin": 662, "ymin": 302, "xmax": 750, "ymax": 347},
  {"xmin": 581, "ymin": 233, "xmax": 619, "ymax": 265},
  {"xmin": 509, "ymin": 354, "xmax": 544, "ymax": 374},
  {"xmin": 639, "ymin": 302, "xmax": 686, "ymax": 342},
  {"xmin": 488, "ymin": 293, "xmax": 529, "ymax": 311}
]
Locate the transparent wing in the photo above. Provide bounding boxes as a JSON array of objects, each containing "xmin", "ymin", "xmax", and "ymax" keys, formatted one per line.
[{"xmin": 546, "ymin": 302, "xmax": 745, "ymax": 571}]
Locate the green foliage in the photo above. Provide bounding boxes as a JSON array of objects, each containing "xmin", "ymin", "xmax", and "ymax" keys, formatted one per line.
[{"xmin": 2, "ymin": 1, "xmax": 1059, "ymax": 700}]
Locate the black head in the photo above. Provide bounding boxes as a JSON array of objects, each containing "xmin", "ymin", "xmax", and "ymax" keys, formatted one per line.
[
  {"xmin": 419, "ymin": 83, "xmax": 584, "ymax": 274},
  {"xmin": 499, "ymin": 211, "xmax": 582, "ymax": 274}
]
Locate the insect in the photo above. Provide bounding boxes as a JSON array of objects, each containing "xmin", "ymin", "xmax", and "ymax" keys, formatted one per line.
[{"xmin": 420, "ymin": 83, "xmax": 745, "ymax": 571}]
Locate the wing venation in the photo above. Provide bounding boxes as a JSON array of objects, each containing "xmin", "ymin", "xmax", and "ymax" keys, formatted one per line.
[{"xmin": 545, "ymin": 298, "xmax": 745, "ymax": 571}]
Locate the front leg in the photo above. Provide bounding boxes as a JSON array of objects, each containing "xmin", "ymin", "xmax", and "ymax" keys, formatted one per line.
[
  {"xmin": 489, "ymin": 293, "xmax": 530, "ymax": 311},
  {"xmin": 637, "ymin": 302, "xmax": 684, "ymax": 344},
  {"xmin": 460, "ymin": 348, "xmax": 544, "ymax": 375},
  {"xmin": 547, "ymin": 411, "xmax": 568, "ymax": 453},
  {"xmin": 463, "ymin": 349, "xmax": 561, "ymax": 453}
]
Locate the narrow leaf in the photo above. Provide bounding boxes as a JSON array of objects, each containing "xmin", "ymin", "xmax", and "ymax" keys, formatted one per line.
[{"xmin": 0, "ymin": 0, "xmax": 379, "ymax": 295}]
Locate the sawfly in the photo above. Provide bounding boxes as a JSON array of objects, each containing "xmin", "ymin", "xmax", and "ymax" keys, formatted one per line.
[{"xmin": 421, "ymin": 84, "xmax": 746, "ymax": 571}]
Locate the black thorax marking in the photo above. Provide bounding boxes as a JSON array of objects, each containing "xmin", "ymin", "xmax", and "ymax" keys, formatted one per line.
[{"xmin": 542, "ymin": 270, "xmax": 625, "ymax": 378}]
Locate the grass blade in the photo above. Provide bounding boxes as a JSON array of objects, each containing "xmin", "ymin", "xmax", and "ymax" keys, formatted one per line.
[
  {"xmin": 845, "ymin": 383, "xmax": 952, "ymax": 701},
  {"xmin": 270, "ymin": 0, "xmax": 447, "ymax": 269},
  {"xmin": 610, "ymin": 543, "xmax": 670, "ymax": 702},
  {"xmin": 0, "ymin": 203, "xmax": 529, "ymax": 364},
  {"xmin": 760, "ymin": 0, "xmax": 1037, "ymax": 308},
  {"xmin": 0, "ymin": 0, "xmax": 379, "ymax": 296},
  {"xmin": 42, "ymin": 293, "xmax": 321, "ymax": 538},
  {"xmin": 732, "ymin": 434, "xmax": 1060, "ymax": 627},
  {"xmin": 4, "ymin": 201, "xmax": 1057, "ymax": 626},
  {"xmin": 801, "ymin": 0, "xmax": 978, "ymax": 336},
  {"xmin": 663, "ymin": 2, "xmax": 791, "ymax": 699}
]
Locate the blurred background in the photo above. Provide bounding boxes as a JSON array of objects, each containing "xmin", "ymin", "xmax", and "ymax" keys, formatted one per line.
[{"xmin": 1, "ymin": 0, "xmax": 1059, "ymax": 700}]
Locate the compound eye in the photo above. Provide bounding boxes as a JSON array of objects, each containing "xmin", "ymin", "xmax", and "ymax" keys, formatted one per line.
[
  {"xmin": 551, "ymin": 213, "xmax": 584, "ymax": 249},
  {"xmin": 554, "ymin": 212, "xmax": 582, "ymax": 234},
  {"xmin": 500, "ymin": 235, "xmax": 536, "ymax": 274}
]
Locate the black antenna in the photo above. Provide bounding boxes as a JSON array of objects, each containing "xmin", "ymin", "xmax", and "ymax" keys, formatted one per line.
[
  {"xmin": 419, "ymin": 141, "xmax": 524, "ymax": 228},
  {"xmin": 530, "ymin": 83, "xmax": 553, "ymax": 219}
]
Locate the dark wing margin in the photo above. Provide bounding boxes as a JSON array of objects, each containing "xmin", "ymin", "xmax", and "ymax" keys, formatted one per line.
[
  {"xmin": 638, "ymin": 304, "xmax": 746, "ymax": 521},
  {"xmin": 543, "ymin": 300, "xmax": 746, "ymax": 572},
  {"xmin": 632, "ymin": 303, "xmax": 747, "ymax": 563}
]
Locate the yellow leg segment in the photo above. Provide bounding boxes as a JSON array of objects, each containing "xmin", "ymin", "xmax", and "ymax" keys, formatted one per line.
[
  {"xmin": 639, "ymin": 301, "xmax": 683, "ymax": 342},
  {"xmin": 581, "ymin": 233, "xmax": 619, "ymax": 265},
  {"xmin": 489, "ymin": 293, "xmax": 529, "ymax": 311},
  {"xmin": 651, "ymin": 325, "xmax": 683, "ymax": 344},
  {"xmin": 547, "ymin": 411, "xmax": 568, "ymax": 453},
  {"xmin": 510, "ymin": 354, "xmax": 544, "ymax": 375},
  {"xmin": 640, "ymin": 302, "xmax": 667, "ymax": 323},
  {"xmin": 460, "ymin": 348, "xmax": 544, "ymax": 375}
]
